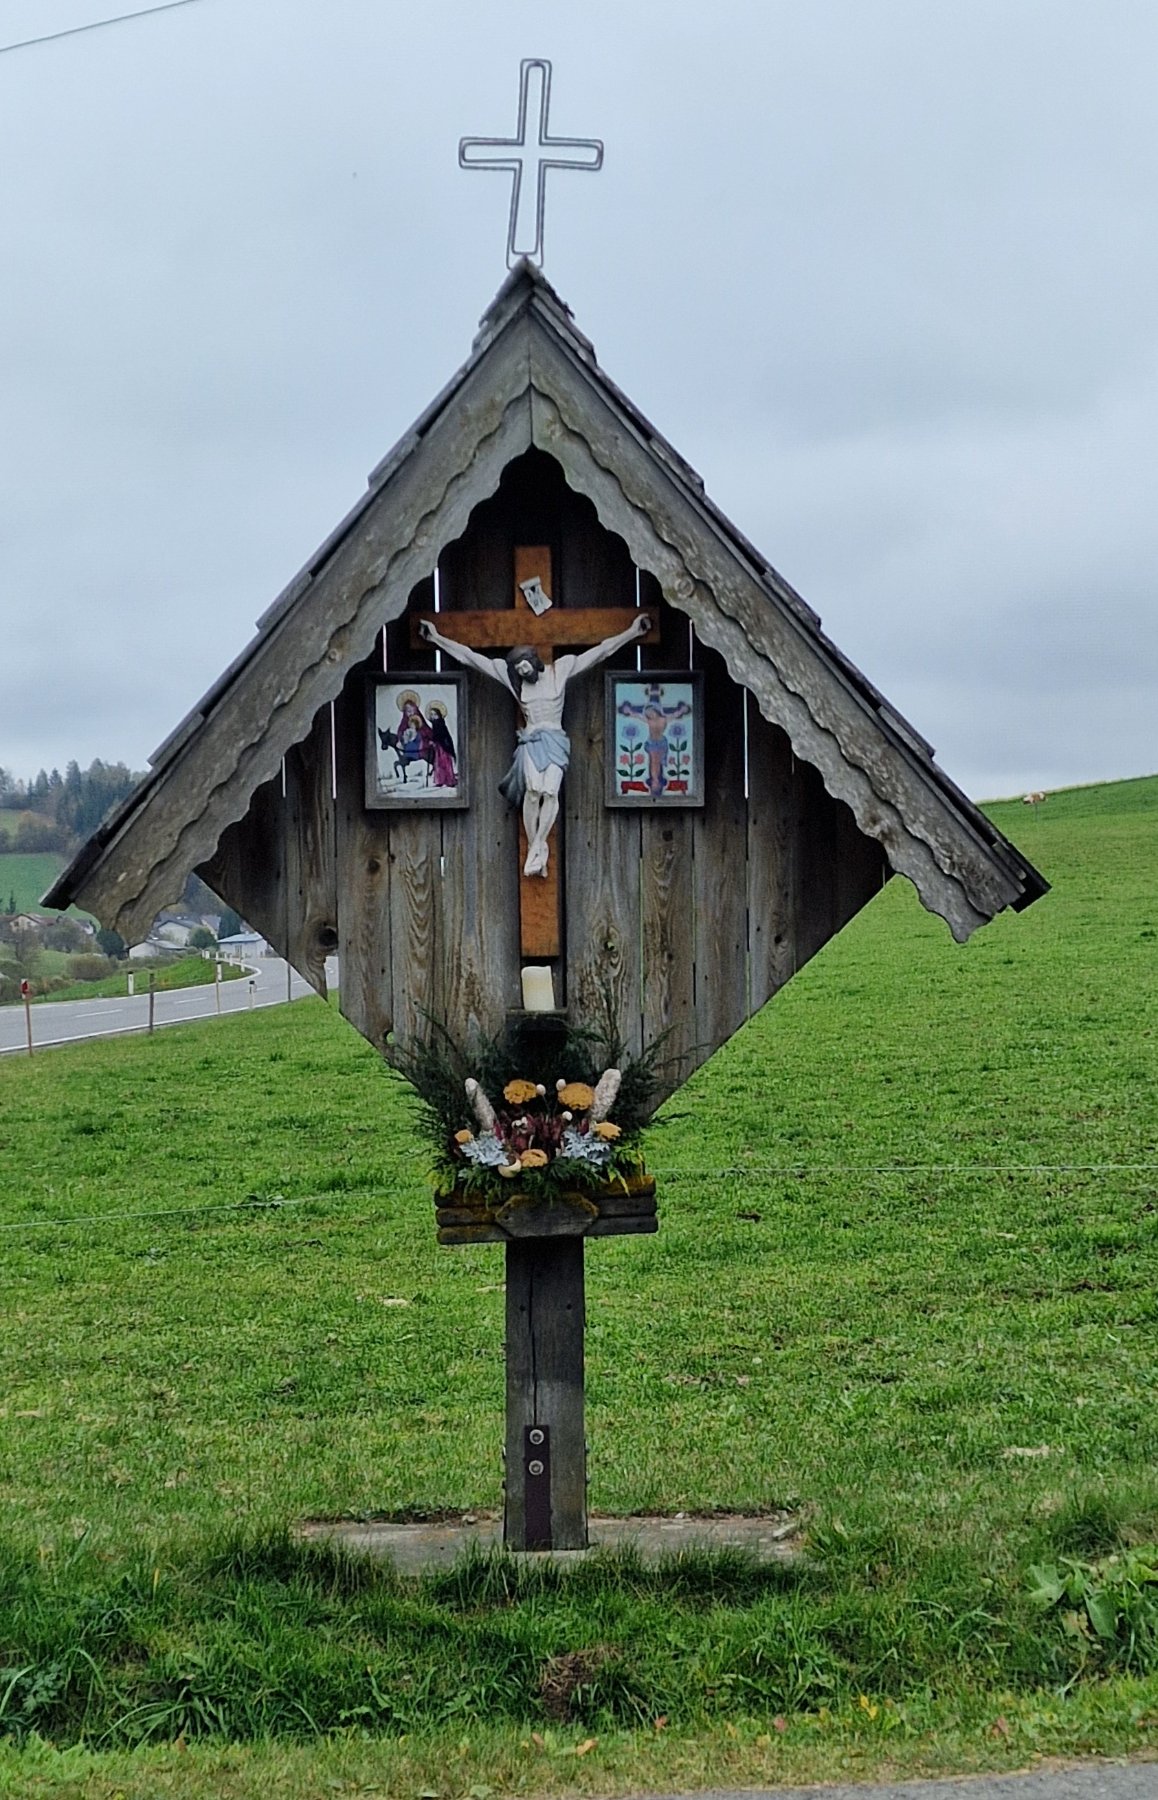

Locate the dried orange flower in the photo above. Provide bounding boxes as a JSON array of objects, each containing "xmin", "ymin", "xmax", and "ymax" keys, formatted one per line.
[
  {"xmin": 520, "ymin": 1148, "xmax": 549, "ymax": 1169},
  {"xmin": 503, "ymin": 1078, "xmax": 539, "ymax": 1106},
  {"xmin": 558, "ymin": 1081, "xmax": 595, "ymax": 1111},
  {"xmin": 594, "ymin": 1121, "xmax": 621, "ymax": 1141},
  {"xmin": 454, "ymin": 1129, "xmax": 474, "ymax": 1144}
]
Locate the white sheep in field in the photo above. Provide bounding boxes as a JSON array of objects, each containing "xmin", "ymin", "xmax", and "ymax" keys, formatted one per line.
[{"xmin": 1022, "ymin": 791, "xmax": 1047, "ymax": 808}]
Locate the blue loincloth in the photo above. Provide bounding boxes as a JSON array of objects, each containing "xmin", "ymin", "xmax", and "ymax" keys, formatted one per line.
[{"xmin": 498, "ymin": 727, "xmax": 571, "ymax": 805}]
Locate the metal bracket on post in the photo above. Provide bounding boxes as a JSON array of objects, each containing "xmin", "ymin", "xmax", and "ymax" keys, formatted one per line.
[{"xmin": 523, "ymin": 1425, "xmax": 552, "ymax": 1549}]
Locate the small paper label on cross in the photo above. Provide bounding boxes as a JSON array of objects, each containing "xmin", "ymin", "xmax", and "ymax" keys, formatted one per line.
[
  {"xmin": 519, "ymin": 575, "xmax": 553, "ymax": 617},
  {"xmin": 459, "ymin": 59, "xmax": 603, "ymax": 267}
]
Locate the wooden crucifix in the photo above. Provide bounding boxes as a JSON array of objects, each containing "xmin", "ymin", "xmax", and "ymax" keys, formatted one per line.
[{"xmin": 414, "ymin": 545, "xmax": 656, "ymax": 963}]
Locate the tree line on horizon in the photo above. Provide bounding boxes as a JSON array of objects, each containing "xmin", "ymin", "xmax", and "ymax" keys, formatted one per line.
[{"xmin": 0, "ymin": 759, "xmax": 141, "ymax": 853}]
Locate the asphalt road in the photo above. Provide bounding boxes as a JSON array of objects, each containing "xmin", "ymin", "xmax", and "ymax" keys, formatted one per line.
[
  {"xmin": 676, "ymin": 1764, "xmax": 1156, "ymax": 1800},
  {"xmin": 0, "ymin": 957, "xmax": 325, "ymax": 1056}
]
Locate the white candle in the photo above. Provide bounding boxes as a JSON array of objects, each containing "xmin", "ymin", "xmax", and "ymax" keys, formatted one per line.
[{"xmin": 521, "ymin": 966, "xmax": 555, "ymax": 1012}]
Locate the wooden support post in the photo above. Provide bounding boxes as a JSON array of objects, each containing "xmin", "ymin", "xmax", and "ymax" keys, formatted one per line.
[{"xmin": 504, "ymin": 1238, "xmax": 587, "ymax": 1551}]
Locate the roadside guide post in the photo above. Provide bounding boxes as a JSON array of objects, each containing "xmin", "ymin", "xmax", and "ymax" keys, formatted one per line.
[
  {"xmin": 148, "ymin": 972, "xmax": 156, "ymax": 1035},
  {"xmin": 21, "ymin": 979, "xmax": 32, "ymax": 1057}
]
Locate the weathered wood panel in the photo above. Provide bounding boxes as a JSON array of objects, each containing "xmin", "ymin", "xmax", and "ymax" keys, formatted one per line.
[
  {"xmin": 380, "ymin": 607, "xmax": 440, "ymax": 1051},
  {"xmin": 693, "ymin": 644, "xmax": 749, "ymax": 1057},
  {"xmin": 432, "ymin": 521, "xmax": 521, "ymax": 1045},
  {"xmin": 435, "ymin": 653, "xmax": 521, "ymax": 1046},
  {"xmin": 638, "ymin": 596, "xmax": 696, "ymax": 1091},
  {"xmin": 387, "ymin": 814, "xmax": 437, "ymax": 1049},
  {"xmin": 284, "ymin": 706, "xmax": 337, "ymax": 996},
  {"xmin": 793, "ymin": 756, "xmax": 839, "ymax": 972},
  {"xmin": 561, "ymin": 496, "xmax": 642, "ymax": 1050},
  {"xmin": 196, "ymin": 770, "xmax": 286, "ymax": 957},
  {"xmin": 835, "ymin": 794, "xmax": 890, "ymax": 930},
  {"xmin": 333, "ymin": 667, "xmax": 394, "ymax": 1052},
  {"xmin": 746, "ymin": 702, "xmax": 797, "ymax": 1012}
]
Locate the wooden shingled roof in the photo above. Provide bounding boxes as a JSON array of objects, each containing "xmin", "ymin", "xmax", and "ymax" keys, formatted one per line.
[{"xmin": 46, "ymin": 260, "xmax": 1046, "ymax": 943}]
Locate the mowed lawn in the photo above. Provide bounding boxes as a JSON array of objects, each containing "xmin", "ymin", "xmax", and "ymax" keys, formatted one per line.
[
  {"xmin": 0, "ymin": 851, "xmax": 67, "ymax": 914},
  {"xmin": 0, "ymin": 776, "xmax": 1155, "ymax": 1794}
]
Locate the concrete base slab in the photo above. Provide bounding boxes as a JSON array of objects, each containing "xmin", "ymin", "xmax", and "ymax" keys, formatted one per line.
[{"xmin": 297, "ymin": 1513, "xmax": 801, "ymax": 1575}]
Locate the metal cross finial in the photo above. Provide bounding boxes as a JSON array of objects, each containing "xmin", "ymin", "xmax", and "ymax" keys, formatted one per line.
[{"xmin": 459, "ymin": 59, "xmax": 603, "ymax": 268}]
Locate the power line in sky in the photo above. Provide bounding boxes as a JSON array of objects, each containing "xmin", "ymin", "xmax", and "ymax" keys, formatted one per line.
[{"xmin": 0, "ymin": 0, "xmax": 210, "ymax": 59}]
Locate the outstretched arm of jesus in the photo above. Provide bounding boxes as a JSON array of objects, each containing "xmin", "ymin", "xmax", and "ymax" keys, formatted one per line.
[
  {"xmin": 418, "ymin": 620, "xmax": 512, "ymax": 689},
  {"xmin": 557, "ymin": 613, "xmax": 651, "ymax": 682}
]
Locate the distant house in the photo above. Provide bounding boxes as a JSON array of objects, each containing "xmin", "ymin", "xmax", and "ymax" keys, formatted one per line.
[
  {"xmin": 217, "ymin": 931, "xmax": 269, "ymax": 962},
  {"xmin": 153, "ymin": 914, "xmax": 206, "ymax": 948}
]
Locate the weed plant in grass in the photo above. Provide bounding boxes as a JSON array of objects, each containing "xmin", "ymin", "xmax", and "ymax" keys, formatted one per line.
[{"xmin": 0, "ymin": 775, "xmax": 1155, "ymax": 1776}]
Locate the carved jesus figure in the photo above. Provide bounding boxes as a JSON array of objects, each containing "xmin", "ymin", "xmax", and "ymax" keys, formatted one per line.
[{"xmin": 419, "ymin": 613, "xmax": 651, "ymax": 876}]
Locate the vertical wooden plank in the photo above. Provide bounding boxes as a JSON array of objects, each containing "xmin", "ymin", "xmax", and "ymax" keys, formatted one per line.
[
  {"xmin": 438, "ymin": 505, "xmax": 511, "ymax": 615},
  {"xmin": 692, "ymin": 645, "xmax": 749, "ymax": 1061},
  {"xmin": 196, "ymin": 771, "xmax": 287, "ymax": 957},
  {"xmin": 333, "ymin": 667, "xmax": 393, "ymax": 1053},
  {"xmin": 638, "ymin": 593, "xmax": 696, "ymax": 1093},
  {"xmin": 375, "ymin": 589, "xmax": 443, "ymax": 1056},
  {"xmin": 435, "ymin": 665, "xmax": 520, "ymax": 1047},
  {"xmin": 834, "ymin": 796, "xmax": 890, "ymax": 930},
  {"xmin": 793, "ymin": 757, "xmax": 838, "ymax": 970},
  {"xmin": 435, "ymin": 534, "xmax": 521, "ymax": 1048},
  {"xmin": 284, "ymin": 706, "xmax": 338, "ymax": 997},
  {"xmin": 504, "ymin": 1239, "xmax": 587, "ymax": 1551},
  {"xmin": 387, "ymin": 812, "xmax": 437, "ymax": 1050},
  {"xmin": 561, "ymin": 498, "xmax": 641, "ymax": 1048},
  {"xmin": 746, "ymin": 704, "xmax": 797, "ymax": 1012}
]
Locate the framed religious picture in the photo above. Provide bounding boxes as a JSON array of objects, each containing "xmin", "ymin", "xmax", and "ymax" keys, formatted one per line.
[
  {"xmin": 604, "ymin": 670, "xmax": 705, "ymax": 807},
  {"xmin": 365, "ymin": 674, "xmax": 469, "ymax": 809}
]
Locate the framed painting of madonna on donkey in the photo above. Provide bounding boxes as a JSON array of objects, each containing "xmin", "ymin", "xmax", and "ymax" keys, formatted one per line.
[{"xmin": 365, "ymin": 673, "xmax": 468, "ymax": 809}]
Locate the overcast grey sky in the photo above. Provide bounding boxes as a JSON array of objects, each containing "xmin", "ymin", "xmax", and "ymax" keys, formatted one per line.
[{"xmin": 1, "ymin": 0, "xmax": 1155, "ymax": 800}]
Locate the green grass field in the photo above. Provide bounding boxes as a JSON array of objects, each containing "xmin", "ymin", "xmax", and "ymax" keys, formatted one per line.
[
  {"xmin": 0, "ymin": 850, "xmax": 66, "ymax": 914},
  {"xmin": 30, "ymin": 953, "xmax": 247, "ymax": 1005},
  {"xmin": 0, "ymin": 776, "xmax": 1155, "ymax": 1797}
]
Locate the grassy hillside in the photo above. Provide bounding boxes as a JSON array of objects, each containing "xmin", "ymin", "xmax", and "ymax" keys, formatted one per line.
[
  {"xmin": 0, "ymin": 775, "xmax": 1154, "ymax": 1793},
  {"xmin": 0, "ymin": 849, "xmax": 65, "ymax": 913}
]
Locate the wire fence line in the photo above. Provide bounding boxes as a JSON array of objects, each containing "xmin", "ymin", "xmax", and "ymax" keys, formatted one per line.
[{"xmin": 0, "ymin": 1161, "xmax": 1154, "ymax": 1238}]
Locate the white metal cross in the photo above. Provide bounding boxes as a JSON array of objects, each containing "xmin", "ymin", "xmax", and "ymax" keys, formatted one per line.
[{"xmin": 459, "ymin": 59, "xmax": 603, "ymax": 268}]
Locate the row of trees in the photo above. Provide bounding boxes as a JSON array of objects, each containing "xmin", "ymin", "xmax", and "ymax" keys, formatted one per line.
[{"xmin": 0, "ymin": 759, "xmax": 140, "ymax": 849}]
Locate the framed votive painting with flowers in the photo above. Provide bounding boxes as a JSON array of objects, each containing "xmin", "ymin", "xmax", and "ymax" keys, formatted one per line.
[
  {"xmin": 604, "ymin": 671, "xmax": 705, "ymax": 808},
  {"xmin": 365, "ymin": 674, "xmax": 468, "ymax": 809}
]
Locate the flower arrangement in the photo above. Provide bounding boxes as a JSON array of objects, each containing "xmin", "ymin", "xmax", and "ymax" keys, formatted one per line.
[
  {"xmin": 452, "ymin": 1068, "xmax": 632, "ymax": 1195},
  {"xmin": 388, "ymin": 1008, "xmax": 670, "ymax": 1205}
]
